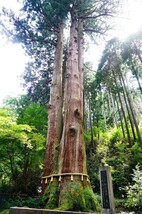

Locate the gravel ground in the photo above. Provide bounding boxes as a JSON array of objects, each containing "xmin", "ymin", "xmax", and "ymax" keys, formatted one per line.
[
  {"xmin": 117, "ymin": 212, "xmax": 136, "ymax": 214},
  {"xmin": 116, "ymin": 211, "xmax": 141, "ymax": 214}
]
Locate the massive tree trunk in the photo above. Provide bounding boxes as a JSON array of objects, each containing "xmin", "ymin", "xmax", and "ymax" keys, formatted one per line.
[
  {"xmin": 42, "ymin": 10, "xmax": 99, "ymax": 212},
  {"xmin": 59, "ymin": 16, "xmax": 84, "ymax": 174},
  {"xmin": 56, "ymin": 13, "xmax": 98, "ymax": 211},
  {"xmin": 78, "ymin": 19, "xmax": 84, "ymax": 118},
  {"xmin": 42, "ymin": 24, "xmax": 63, "ymax": 191}
]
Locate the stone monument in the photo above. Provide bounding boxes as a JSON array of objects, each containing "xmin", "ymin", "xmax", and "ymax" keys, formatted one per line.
[{"xmin": 99, "ymin": 166, "xmax": 115, "ymax": 214}]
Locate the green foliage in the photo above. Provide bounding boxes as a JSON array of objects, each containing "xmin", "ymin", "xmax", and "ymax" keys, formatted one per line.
[
  {"xmin": 83, "ymin": 184, "xmax": 101, "ymax": 212},
  {"xmin": 109, "ymin": 128, "xmax": 123, "ymax": 143},
  {"xmin": 43, "ymin": 179, "xmax": 59, "ymax": 209},
  {"xmin": 114, "ymin": 198, "xmax": 126, "ymax": 209},
  {"xmin": 0, "ymin": 210, "xmax": 9, "ymax": 214},
  {"xmin": 18, "ymin": 102, "xmax": 47, "ymax": 132},
  {"xmin": 125, "ymin": 164, "xmax": 142, "ymax": 209},
  {"xmin": 4, "ymin": 95, "xmax": 48, "ymax": 135},
  {"xmin": 93, "ymin": 33, "xmax": 142, "ymax": 149},
  {"xmin": 0, "ymin": 196, "xmax": 44, "ymax": 212},
  {"xmin": 85, "ymin": 124, "xmax": 142, "ymax": 201},
  {"xmin": 0, "ymin": 101, "xmax": 46, "ymax": 196},
  {"xmin": 84, "ymin": 131, "xmax": 91, "ymax": 143}
]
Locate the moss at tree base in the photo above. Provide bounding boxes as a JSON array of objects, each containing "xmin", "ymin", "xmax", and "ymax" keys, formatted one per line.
[
  {"xmin": 43, "ymin": 179, "xmax": 59, "ymax": 209},
  {"xmin": 43, "ymin": 177, "xmax": 100, "ymax": 212},
  {"xmin": 0, "ymin": 210, "xmax": 9, "ymax": 214}
]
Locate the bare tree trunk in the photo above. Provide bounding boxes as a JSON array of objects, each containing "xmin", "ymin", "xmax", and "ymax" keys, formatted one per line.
[
  {"xmin": 107, "ymin": 91, "xmax": 111, "ymax": 113},
  {"xmin": 112, "ymin": 69, "xmax": 132, "ymax": 145},
  {"xmin": 8, "ymin": 153, "xmax": 16, "ymax": 184},
  {"xmin": 83, "ymin": 99, "xmax": 88, "ymax": 131},
  {"xmin": 88, "ymin": 94, "xmax": 93, "ymax": 143},
  {"xmin": 117, "ymin": 88, "xmax": 131, "ymax": 145},
  {"xmin": 42, "ymin": 10, "xmax": 99, "ymax": 213},
  {"xmin": 117, "ymin": 69, "xmax": 136, "ymax": 143},
  {"xmin": 110, "ymin": 92, "xmax": 118, "ymax": 127},
  {"xmin": 132, "ymin": 66, "xmax": 142, "ymax": 96},
  {"xmin": 78, "ymin": 18, "xmax": 84, "ymax": 119},
  {"xmin": 59, "ymin": 14, "xmax": 85, "ymax": 175},
  {"xmin": 42, "ymin": 24, "xmax": 63, "ymax": 191},
  {"xmin": 121, "ymin": 86, "xmax": 136, "ymax": 142},
  {"xmin": 115, "ymin": 94, "xmax": 126, "ymax": 140},
  {"xmin": 119, "ymin": 69, "xmax": 142, "ymax": 147},
  {"xmin": 101, "ymin": 92, "xmax": 107, "ymax": 130}
]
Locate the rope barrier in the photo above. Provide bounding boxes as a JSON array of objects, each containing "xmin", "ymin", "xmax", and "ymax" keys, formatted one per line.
[{"xmin": 41, "ymin": 173, "xmax": 90, "ymax": 183}]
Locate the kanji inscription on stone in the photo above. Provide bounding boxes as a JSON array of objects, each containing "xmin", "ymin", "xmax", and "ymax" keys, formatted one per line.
[{"xmin": 100, "ymin": 170, "xmax": 110, "ymax": 209}]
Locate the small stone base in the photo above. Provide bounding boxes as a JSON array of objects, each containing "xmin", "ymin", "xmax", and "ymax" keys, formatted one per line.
[{"xmin": 10, "ymin": 207, "xmax": 96, "ymax": 214}]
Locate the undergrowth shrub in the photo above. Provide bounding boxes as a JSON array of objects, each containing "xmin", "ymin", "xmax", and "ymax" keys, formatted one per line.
[
  {"xmin": 125, "ymin": 164, "xmax": 142, "ymax": 210},
  {"xmin": 0, "ymin": 196, "xmax": 45, "ymax": 212}
]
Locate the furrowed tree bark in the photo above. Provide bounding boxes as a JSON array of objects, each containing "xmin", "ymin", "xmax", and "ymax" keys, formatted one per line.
[
  {"xmin": 42, "ymin": 24, "xmax": 63, "ymax": 191},
  {"xmin": 42, "ymin": 4, "xmax": 100, "ymax": 211},
  {"xmin": 78, "ymin": 18, "xmax": 84, "ymax": 118},
  {"xmin": 56, "ymin": 10, "xmax": 99, "ymax": 211},
  {"xmin": 59, "ymin": 13, "xmax": 85, "ymax": 175},
  {"xmin": 42, "ymin": 9, "xmax": 99, "ymax": 212}
]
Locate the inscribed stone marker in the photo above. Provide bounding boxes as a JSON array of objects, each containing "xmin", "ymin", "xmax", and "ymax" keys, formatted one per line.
[{"xmin": 100, "ymin": 166, "xmax": 115, "ymax": 214}]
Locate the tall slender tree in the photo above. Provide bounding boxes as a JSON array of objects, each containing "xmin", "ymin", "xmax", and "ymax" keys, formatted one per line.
[{"xmin": 97, "ymin": 37, "xmax": 142, "ymax": 147}]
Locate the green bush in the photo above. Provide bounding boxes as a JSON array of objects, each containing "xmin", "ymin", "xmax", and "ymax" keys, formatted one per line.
[
  {"xmin": 114, "ymin": 198, "xmax": 126, "ymax": 208},
  {"xmin": 0, "ymin": 196, "xmax": 45, "ymax": 212},
  {"xmin": 0, "ymin": 210, "xmax": 9, "ymax": 214},
  {"xmin": 125, "ymin": 164, "xmax": 142, "ymax": 210}
]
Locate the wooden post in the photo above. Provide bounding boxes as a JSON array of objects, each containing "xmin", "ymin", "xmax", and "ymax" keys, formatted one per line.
[{"xmin": 99, "ymin": 166, "xmax": 115, "ymax": 214}]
